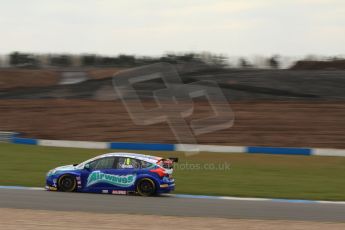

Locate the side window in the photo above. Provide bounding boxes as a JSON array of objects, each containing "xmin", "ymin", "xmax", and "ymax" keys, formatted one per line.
[
  {"xmin": 116, "ymin": 157, "xmax": 140, "ymax": 169},
  {"xmin": 88, "ymin": 157, "xmax": 115, "ymax": 170},
  {"xmin": 140, "ymin": 160, "xmax": 154, "ymax": 169}
]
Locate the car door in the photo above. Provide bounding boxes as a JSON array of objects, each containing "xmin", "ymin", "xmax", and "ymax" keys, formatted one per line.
[
  {"xmin": 81, "ymin": 156, "xmax": 116, "ymax": 192},
  {"xmin": 103, "ymin": 157, "xmax": 140, "ymax": 192}
]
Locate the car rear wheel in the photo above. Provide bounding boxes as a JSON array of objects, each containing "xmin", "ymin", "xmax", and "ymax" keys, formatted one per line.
[
  {"xmin": 136, "ymin": 178, "xmax": 156, "ymax": 196},
  {"xmin": 58, "ymin": 175, "xmax": 76, "ymax": 192}
]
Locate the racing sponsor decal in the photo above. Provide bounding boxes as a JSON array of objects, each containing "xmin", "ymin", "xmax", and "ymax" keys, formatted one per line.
[
  {"xmin": 102, "ymin": 190, "xmax": 109, "ymax": 194},
  {"xmin": 86, "ymin": 171, "xmax": 136, "ymax": 187},
  {"xmin": 76, "ymin": 176, "xmax": 82, "ymax": 188},
  {"xmin": 112, "ymin": 190, "xmax": 127, "ymax": 195}
]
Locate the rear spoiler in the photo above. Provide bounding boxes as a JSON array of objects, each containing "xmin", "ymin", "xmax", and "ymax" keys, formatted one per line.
[{"xmin": 168, "ymin": 157, "xmax": 179, "ymax": 163}]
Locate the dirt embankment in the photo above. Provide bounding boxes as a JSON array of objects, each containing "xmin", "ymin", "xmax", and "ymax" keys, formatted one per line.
[
  {"xmin": 1, "ymin": 68, "xmax": 344, "ymax": 148},
  {"xmin": 0, "ymin": 68, "xmax": 122, "ymax": 91},
  {"xmin": 1, "ymin": 69, "xmax": 345, "ymax": 100},
  {"xmin": 0, "ymin": 69, "xmax": 59, "ymax": 90},
  {"xmin": 291, "ymin": 60, "xmax": 345, "ymax": 70},
  {"xmin": 87, "ymin": 67, "xmax": 122, "ymax": 79},
  {"xmin": 1, "ymin": 99, "xmax": 344, "ymax": 148}
]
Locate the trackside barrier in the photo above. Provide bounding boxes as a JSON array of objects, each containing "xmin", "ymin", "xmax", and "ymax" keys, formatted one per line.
[
  {"xmin": 313, "ymin": 148, "xmax": 345, "ymax": 157},
  {"xmin": 175, "ymin": 144, "xmax": 245, "ymax": 153},
  {"xmin": 39, "ymin": 140, "xmax": 108, "ymax": 149},
  {"xmin": 247, "ymin": 146, "xmax": 312, "ymax": 156},
  {"xmin": 5, "ymin": 136, "xmax": 345, "ymax": 157},
  {"xmin": 109, "ymin": 142, "xmax": 174, "ymax": 151},
  {"xmin": 0, "ymin": 131, "xmax": 19, "ymax": 142},
  {"xmin": 11, "ymin": 137, "xmax": 38, "ymax": 145}
]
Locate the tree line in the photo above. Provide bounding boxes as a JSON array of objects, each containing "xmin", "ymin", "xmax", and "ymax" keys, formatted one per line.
[
  {"xmin": 4, "ymin": 51, "xmax": 288, "ymax": 69},
  {"xmin": 7, "ymin": 52, "xmax": 231, "ymax": 68}
]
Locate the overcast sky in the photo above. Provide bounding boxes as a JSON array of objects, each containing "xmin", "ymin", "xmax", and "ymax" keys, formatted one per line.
[{"xmin": 0, "ymin": 0, "xmax": 344, "ymax": 56}]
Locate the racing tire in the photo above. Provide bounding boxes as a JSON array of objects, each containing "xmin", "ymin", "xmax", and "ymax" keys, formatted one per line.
[
  {"xmin": 57, "ymin": 175, "xmax": 77, "ymax": 192},
  {"xmin": 136, "ymin": 178, "xmax": 156, "ymax": 196}
]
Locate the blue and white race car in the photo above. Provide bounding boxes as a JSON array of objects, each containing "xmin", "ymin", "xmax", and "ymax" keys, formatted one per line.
[{"xmin": 46, "ymin": 153, "xmax": 177, "ymax": 196}]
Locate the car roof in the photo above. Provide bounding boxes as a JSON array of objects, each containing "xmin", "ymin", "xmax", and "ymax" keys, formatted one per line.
[{"xmin": 88, "ymin": 152, "xmax": 162, "ymax": 164}]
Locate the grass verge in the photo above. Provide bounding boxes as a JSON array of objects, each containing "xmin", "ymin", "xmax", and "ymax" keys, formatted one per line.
[{"xmin": 1, "ymin": 143, "xmax": 345, "ymax": 200}]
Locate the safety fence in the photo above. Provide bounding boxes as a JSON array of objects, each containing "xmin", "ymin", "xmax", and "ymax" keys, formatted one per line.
[{"xmin": 3, "ymin": 133, "xmax": 345, "ymax": 157}]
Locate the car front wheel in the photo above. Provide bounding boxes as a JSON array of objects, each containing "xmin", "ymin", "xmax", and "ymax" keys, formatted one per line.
[{"xmin": 58, "ymin": 175, "xmax": 76, "ymax": 192}]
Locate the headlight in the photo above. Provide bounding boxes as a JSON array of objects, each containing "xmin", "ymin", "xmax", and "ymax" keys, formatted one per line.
[{"xmin": 47, "ymin": 169, "xmax": 56, "ymax": 176}]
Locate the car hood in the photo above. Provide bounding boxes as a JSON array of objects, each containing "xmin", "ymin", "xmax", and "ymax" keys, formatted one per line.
[
  {"xmin": 47, "ymin": 164, "xmax": 77, "ymax": 177},
  {"xmin": 54, "ymin": 164, "xmax": 76, "ymax": 171}
]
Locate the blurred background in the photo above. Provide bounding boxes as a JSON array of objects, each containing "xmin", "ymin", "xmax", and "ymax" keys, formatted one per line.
[
  {"xmin": 0, "ymin": 0, "xmax": 345, "ymax": 229},
  {"xmin": 1, "ymin": 1, "xmax": 345, "ymax": 228}
]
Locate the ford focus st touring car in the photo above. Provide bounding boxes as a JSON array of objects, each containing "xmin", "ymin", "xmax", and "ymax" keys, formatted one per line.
[{"xmin": 46, "ymin": 153, "xmax": 177, "ymax": 196}]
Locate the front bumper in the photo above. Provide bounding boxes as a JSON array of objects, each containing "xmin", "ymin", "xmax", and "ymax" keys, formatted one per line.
[
  {"xmin": 45, "ymin": 185, "xmax": 58, "ymax": 191},
  {"xmin": 45, "ymin": 174, "xmax": 59, "ymax": 191}
]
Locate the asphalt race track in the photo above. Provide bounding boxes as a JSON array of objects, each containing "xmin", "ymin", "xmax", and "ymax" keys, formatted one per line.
[{"xmin": 0, "ymin": 188, "xmax": 345, "ymax": 222}]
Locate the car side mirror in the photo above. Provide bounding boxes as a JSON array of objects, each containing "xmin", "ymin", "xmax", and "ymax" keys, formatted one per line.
[{"xmin": 84, "ymin": 164, "xmax": 90, "ymax": 170}]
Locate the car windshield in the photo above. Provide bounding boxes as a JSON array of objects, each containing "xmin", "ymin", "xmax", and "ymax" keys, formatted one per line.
[{"xmin": 76, "ymin": 157, "xmax": 98, "ymax": 169}]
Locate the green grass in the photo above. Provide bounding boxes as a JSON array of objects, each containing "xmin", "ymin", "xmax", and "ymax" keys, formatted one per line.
[{"xmin": 1, "ymin": 143, "xmax": 345, "ymax": 200}]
